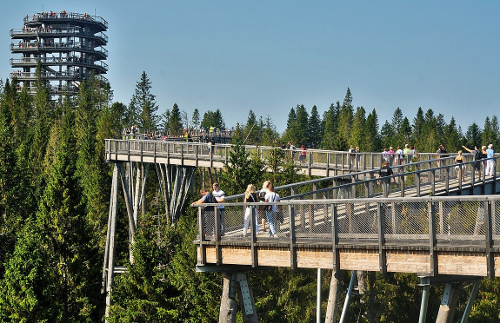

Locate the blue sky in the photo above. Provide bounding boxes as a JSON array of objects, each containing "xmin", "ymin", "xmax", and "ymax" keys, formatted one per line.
[{"xmin": 1, "ymin": 0, "xmax": 499, "ymax": 133}]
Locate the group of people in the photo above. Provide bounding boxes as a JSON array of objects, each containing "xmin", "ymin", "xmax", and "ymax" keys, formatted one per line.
[
  {"xmin": 279, "ymin": 142, "xmax": 307, "ymax": 162},
  {"xmin": 191, "ymin": 180, "xmax": 282, "ymax": 238},
  {"xmin": 381, "ymin": 144, "xmax": 418, "ymax": 166},
  {"xmin": 457, "ymin": 144, "xmax": 496, "ymax": 180}
]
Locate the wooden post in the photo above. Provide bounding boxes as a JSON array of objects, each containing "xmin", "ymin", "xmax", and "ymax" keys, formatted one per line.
[
  {"xmin": 219, "ymin": 273, "xmax": 238, "ymax": 323},
  {"xmin": 324, "ymin": 270, "xmax": 341, "ymax": 323}
]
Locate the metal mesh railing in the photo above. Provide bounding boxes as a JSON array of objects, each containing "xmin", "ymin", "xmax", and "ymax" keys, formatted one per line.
[{"xmin": 196, "ymin": 196, "xmax": 500, "ymax": 249}]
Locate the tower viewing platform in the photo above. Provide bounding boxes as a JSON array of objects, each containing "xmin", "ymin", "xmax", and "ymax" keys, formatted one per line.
[{"xmin": 10, "ymin": 11, "xmax": 108, "ymax": 96}]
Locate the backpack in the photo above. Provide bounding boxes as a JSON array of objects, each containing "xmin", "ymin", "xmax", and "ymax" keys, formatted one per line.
[
  {"xmin": 205, "ymin": 193, "xmax": 218, "ymax": 211},
  {"xmin": 474, "ymin": 150, "xmax": 483, "ymax": 161},
  {"xmin": 264, "ymin": 192, "xmax": 277, "ymax": 212}
]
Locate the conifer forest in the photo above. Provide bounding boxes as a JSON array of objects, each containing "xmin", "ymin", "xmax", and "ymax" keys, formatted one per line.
[{"xmin": 1, "ymin": 71, "xmax": 500, "ymax": 322}]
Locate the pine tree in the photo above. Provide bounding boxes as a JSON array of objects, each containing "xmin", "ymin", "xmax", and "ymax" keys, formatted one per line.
[
  {"xmin": 321, "ymin": 102, "xmax": 339, "ymax": 150},
  {"xmin": 108, "ymin": 213, "xmax": 182, "ymax": 322},
  {"xmin": 168, "ymin": 103, "xmax": 183, "ymax": 135},
  {"xmin": 364, "ymin": 109, "xmax": 380, "ymax": 152},
  {"xmin": 192, "ymin": 108, "xmax": 200, "ymax": 129},
  {"xmin": 128, "ymin": 71, "xmax": 159, "ymax": 130},
  {"xmin": 391, "ymin": 107, "xmax": 404, "ymax": 145},
  {"xmin": 243, "ymin": 110, "xmax": 260, "ymax": 144},
  {"xmin": 465, "ymin": 123, "xmax": 482, "ymax": 148},
  {"xmin": 200, "ymin": 109, "xmax": 225, "ymax": 130},
  {"xmin": 443, "ymin": 117, "xmax": 462, "ymax": 153},
  {"xmin": 0, "ymin": 221, "xmax": 54, "ymax": 321},
  {"xmin": 380, "ymin": 120, "xmax": 395, "ymax": 149},
  {"xmin": 307, "ymin": 105, "xmax": 322, "ymax": 148},
  {"xmin": 219, "ymin": 139, "xmax": 266, "ymax": 195},
  {"xmin": 336, "ymin": 88, "xmax": 354, "ymax": 150},
  {"xmin": 294, "ymin": 104, "xmax": 309, "ymax": 147},
  {"xmin": 349, "ymin": 106, "xmax": 366, "ymax": 149}
]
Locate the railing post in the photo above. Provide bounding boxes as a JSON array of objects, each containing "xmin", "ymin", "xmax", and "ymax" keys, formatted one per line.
[
  {"xmin": 198, "ymin": 207, "xmax": 206, "ymax": 265},
  {"xmin": 308, "ymin": 151, "xmax": 312, "ymax": 176},
  {"xmin": 331, "ymin": 203, "xmax": 339, "ymax": 272},
  {"xmin": 485, "ymin": 200, "xmax": 494, "ymax": 279},
  {"xmin": 289, "ymin": 205, "xmax": 296, "ymax": 269},
  {"xmin": 214, "ymin": 208, "xmax": 222, "ymax": 265},
  {"xmin": 326, "ymin": 153, "xmax": 330, "ymax": 177},
  {"xmin": 428, "ymin": 201, "xmax": 437, "ymax": 276},
  {"xmin": 377, "ymin": 202, "xmax": 387, "ymax": 274}
]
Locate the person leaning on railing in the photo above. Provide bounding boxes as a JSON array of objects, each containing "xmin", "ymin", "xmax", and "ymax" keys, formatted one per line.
[{"xmin": 462, "ymin": 145, "xmax": 482, "ymax": 180}]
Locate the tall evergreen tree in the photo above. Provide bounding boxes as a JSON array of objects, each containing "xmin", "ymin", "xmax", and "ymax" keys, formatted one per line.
[
  {"xmin": 364, "ymin": 109, "xmax": 380, "ymax": 152},
  {"xmin": 412, "ymin": 107, "xmax": 425, "ymax": 144},
  {"xmin": 321, "ymin": 102, "xmax": 339, "ymax": 150},
  {"xmin": 192, "ymin": 108, "xmax": 200, "ymax": 129},
  {"xmin": 307, "ymin": 105, "xmax": 322, "ymax": 148},
  {"xmin": 391, "ymin": 107, "xmax": 404, "ymax": 145},
  {"xmin": 160, "ymin": 108, "xmax": 171, "ymax": 131},
  {"xmin": 465, "ymin": 122, "xmax": 482, "ymax": 148},
  {"xmin": 349, "ymin": 106, "xmax": 366, "ymax": 149},
  {"xmin": 380, "ymin": 120, "xmax": 395, "ymax": 149},
  {"xmin": 200, "ymin": 109, "xmax": 225, "ymax": 130},
  {"xmin": 128, "ymin": 71, "xmax": 159, "ymax": 130},
  {"xmin": 442, "ymin": 117, "xmax": 461, "ymax": 153},
  {"xmin": 168, "ymin": 103, "xmax": 183, "ymax": 135},
  {"xmin": 294, "ymin": 104, "xmax": 309, "ymax": 147},
  {"xmin": 244, "ymin": 110, "xmax": 261, "ymax": 144},
  {"xmin": 400, "ymin": 117, "xmax": 412, "ymax": 146},
  {"xmin": 336, "ymin": 88, "xmax": 354, "ymax": 150}
]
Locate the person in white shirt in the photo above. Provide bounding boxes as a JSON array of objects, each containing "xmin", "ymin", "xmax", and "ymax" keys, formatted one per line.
[
  {"xmin": 261, "ymin": 183, "xmax": 280, "ymax": 237},
  {"xmin": 211, "ymin": 182, "xmax": 225, "ymax": 235}
]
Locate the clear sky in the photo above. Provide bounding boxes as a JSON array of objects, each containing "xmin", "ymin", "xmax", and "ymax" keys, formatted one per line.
[{"xmin": 1, "ymin": 0, "xmax": 499, "ymax": 133}]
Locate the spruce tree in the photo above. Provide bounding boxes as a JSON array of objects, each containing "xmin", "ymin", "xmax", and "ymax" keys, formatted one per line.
[
  {"xmin": 128, "ymin": 71, "xmax": 159, "ymax": 130},
  {"xmin": 168, "ymin": 103, "xmax": 183, "ymax": 135},
  {"xmin": 321, "ymin": 102, "xmax": 339, "ymax": 150},
  {"xmin": 192, "ymin": 108, "xmax": 200, "ymax": 129},
  {"xmin": 349, "ymin": 106, "xmax": 366, "ymax": 149},
  {"xmin": 307, "ymin": 105, "xmax": 322, "ymax": 148}
]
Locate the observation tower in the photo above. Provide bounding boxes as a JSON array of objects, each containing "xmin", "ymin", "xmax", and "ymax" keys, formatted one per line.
[{"xmin": 9, "ymin": 11, "xmax": 108, "ymax": 96}]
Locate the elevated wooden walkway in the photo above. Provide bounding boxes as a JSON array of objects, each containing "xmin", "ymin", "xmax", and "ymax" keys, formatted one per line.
[
  {"xmin": 195, "ymin": 196, "xmax": 500, "ymax": 278},
  {"xmin": 105, "ymin": 139, "xmax": 442, "ymax": 177}
]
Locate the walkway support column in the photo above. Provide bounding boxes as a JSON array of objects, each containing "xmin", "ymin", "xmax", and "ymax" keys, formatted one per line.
[
  {"xmin": 324, "ymin": 270, "xmax": 341, "ymax": 323},
  {"xmin": 219, "ymin": 273, "xmax": 258, "ymax": 323},
  {"xmin": 219, "ymin": 273, "xmax": 238, "ymax": 323},
  {"xmin": 435, "ymin": 283, "xmax": 460, "ymax": 323}
]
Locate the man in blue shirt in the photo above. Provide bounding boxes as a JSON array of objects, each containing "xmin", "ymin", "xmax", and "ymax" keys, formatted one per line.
[{"xmin": 485, "ymin": 144, "xmax": 495, "ymax": 177}]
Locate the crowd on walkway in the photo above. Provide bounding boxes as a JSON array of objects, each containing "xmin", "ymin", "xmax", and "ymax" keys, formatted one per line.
[{"xmin": 191, "ymin": 180, "xmax": 282, "ymax": 238}]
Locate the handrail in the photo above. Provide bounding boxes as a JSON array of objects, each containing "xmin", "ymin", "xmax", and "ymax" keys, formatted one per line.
[
  {"xmin": 11, "ymin": 28, "xmax": 108, "ymax": 43},
  {"xmin": 104, "ymin": 139, "xmax": 500, "ymax": 202},
  {"xmin": 194, "ymin": 195, "xmax": 500, "ymax": 262},
  {"xmin": 11, "ymin": 43, "xmax": 108, "ymax": 56},
  {"xmin": 26, "ymin": 12, "xmax": 108, "ymax": 28},
  {"xmin": 10, "ymin": 57, "xmax": 108, "ymax": 70}
]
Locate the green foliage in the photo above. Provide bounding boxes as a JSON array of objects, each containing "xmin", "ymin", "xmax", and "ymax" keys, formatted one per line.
[
  {"xmin": 219, "ymin": 140, "xmax": 266, "ymax": 196},
  {"xmin": 168, "ymin": 103, "xmax": 184, "ymax": 135},
  {"xmin": 108, "ymin": 213, "xmax": 180, "ymax": 322},
  {"xmin": 127, "ymin": 71, "xmax": 159, "ymax": 129},
  {"xmin": 192, "ymin": 108, "xmax": 200, "ymax": 129},
  {"xmin": 200, "ymin": 109, "xmax": 225, "ymax": 130}
]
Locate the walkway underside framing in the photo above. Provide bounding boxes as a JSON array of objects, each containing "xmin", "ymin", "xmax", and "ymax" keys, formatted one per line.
[{"xmin": 102, "ymin": 161, "xmax": 196, "ymax": 319}]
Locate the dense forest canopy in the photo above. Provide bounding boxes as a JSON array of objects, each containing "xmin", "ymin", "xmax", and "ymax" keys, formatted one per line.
[{"xmin": 0, "ymin": 71, "xmax": 499, "ymax": 322}]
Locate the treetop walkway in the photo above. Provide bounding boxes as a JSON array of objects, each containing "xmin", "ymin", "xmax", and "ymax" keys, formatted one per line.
[
  {"xmin": 103, "ymin": 138, "xmax": 500, "ymax": 322},
  {"xmin": 105, "ymin": 139, "xmax": 449, "ymax": 177}
]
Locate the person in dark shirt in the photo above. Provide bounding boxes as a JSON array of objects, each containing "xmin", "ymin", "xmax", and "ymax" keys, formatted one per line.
[
  {"xmin": 378, "ymin": 161, "xmax": 395, "ymax": 196},
  {"xmin": 462, "ymin": 145, "xmax": 482, "ymax": 180}
]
